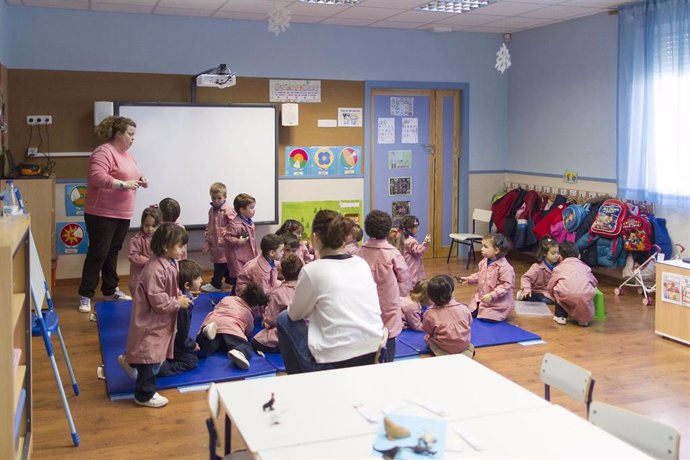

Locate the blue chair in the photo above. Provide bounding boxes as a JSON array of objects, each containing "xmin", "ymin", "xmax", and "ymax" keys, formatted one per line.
[{"xmin": 29, "ymin": 232, "xmax": 79, "ymax": 446}]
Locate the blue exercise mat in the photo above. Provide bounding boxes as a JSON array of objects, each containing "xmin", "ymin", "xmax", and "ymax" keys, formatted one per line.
[
  {"xmin": 398, "ymin": 320, "xmax": 541, "ymax": 353},
  {"xmin": 96, "ymin": 294, "xmax": 278, "ymax": 399}
]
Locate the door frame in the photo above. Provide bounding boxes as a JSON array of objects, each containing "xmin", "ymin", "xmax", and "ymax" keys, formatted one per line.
[{"xmin": 364, "ymin": 81, "xmax": 470, "ymax": 257}]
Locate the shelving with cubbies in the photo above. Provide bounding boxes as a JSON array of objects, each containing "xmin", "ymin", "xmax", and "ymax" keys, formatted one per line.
[{"xmin": 0, "ymin": 214, "xmax": 32, "ymax": 460}]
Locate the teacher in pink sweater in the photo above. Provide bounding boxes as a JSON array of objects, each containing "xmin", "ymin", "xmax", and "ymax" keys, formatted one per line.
[{"xmin": 78, "ymin": 116, "xmax": 148, "ymax": 320}]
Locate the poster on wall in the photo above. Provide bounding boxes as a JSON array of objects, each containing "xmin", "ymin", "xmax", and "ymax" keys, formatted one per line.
[
  {"xmin": 285, "ymin": 146, "xmax": 363, "ymax": 178},
  {"xmin": 337, "ymin": 146, "xmax": 361, "ymax": 176},
  {"xmin": 56, "ymin": 222, "xmax": 89, "ymax": 255},
  {"xmin": 64, "ymin": 183, "xmax": 88, "ymax": 216},
  {"xmin": 390, "ymin": 97, "xmax": 414, "ymax": 116},
  {"xmin": 377, "ymin": 118, "xmax": 395, "ymax": 144},
  {"xmin": 392, "ymin": 201, "xmax": 410, "ymax": 227},
  {"xmin": 282, "ymin": 200, "xmax": 363, "ymax": 238},
  {"xmin": 389, "ymin": 177, "xmax": 412, "ymax": 196},
  {"xmin": 285, "ymin": 147, "xmax": 311, "ymax": 176},
  {"xmin": 388, "ymin": 150, "xmax": 412, "ymax": 169},
  {"xmin": 401, "ymin": 118, "xmax": 418, "ymax": 144},
  {"xmin": 310, "ymin": 146, "xmax": 337, "ymax": 176},
  {"xmin": 337, "ymin": 108, "xmax": 363, "ymax": 127},
  {"xmin": 269, "ymin": 79, "xmax": 321, "ymax": 103}
]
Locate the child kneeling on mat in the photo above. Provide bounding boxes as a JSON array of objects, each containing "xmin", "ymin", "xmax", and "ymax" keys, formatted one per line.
[
  {"xmin": 422, "ymin": 275, "xmax": 474, "ymax": 358},
  {"xmin": 196, "ymin": 284, "xmax": 270, "ymax": 369}
]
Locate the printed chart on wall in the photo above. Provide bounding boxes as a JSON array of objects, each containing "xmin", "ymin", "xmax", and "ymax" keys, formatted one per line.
[
  {"xmin": 64, "ymin": 182, "xmax": 87, "ymax": 216},
  {"xmin": 284, "ymin": 146, "xmax": 361, "ymax": 178},
  {"xmin": 56, "ymin": 222, "xmax": 89, "ymax": 255},
  {"xmin": 282, "ymin": 200, "xmax": 363, "ymax": 238}
]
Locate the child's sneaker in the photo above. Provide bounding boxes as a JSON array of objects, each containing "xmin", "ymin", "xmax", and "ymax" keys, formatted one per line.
[
  {"xmin": 79, "ymin": 296, "xmax": 92, "ymax": 313},
  {"xmin": 203, "ymin": 322, "xmax": 217, "ymax": 340},
  {"xmin": 578, "ymin": 321, "xmax": 590, "ymax": 327},
  {"xmin": 201, "ymin": 283, "xmax": 221, "ymax": 292},
  {"xmin": 134, "ymin": 392, "xmax": 168, "ymax": 408},
  {"xmin": 104, "ymin": 287, "xmax": 132, "ymax": 301},
  {"xmin": 228, "ymin": 349, "xmax": 250, "ymax": 369},
  {"xmin": 118, "ymin": 354, "xmax": 138, "ymax": 379},
  {"xmin": 96, "ymin": 365, "xmax": 106, "ymax": 381},
  {"xmin": 89, "ymin": 312, "xmax": 98, "ymax": 322},
  {"xmin": 553, "ymin": 316, "xmax": 567, "ymax": 325}
]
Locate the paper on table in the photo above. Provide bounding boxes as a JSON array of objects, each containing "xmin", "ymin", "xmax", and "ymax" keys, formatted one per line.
[{"xmin": 514, "ymin": 300, "xmax": 552, "ymax": 316}]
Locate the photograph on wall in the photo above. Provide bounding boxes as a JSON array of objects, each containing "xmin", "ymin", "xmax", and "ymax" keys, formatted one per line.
[
  {"xmin": 389, "ymin": 176, "xmax": 412, "ymax": 196},
  {"xmin": 388, "ymin": 150, "xmax": 412, "ymax": 169},
  {"xmin": 337, "ymin": 107, "xmax": 363, "ymax": 127},
  {"xmin": 64, "ymin": 182, "xmax": 88, "ymax": 216},
  {"xmin": 377, "ymin": 118, "xmax": 395, "ymax": 144},
  {"xmin": 285, "ymin": 146, "xmax": 311, "ymax": 176},
  {"xmin": 338, "ymin": 146, "xmax": 362, "ymax": 176},
  {"xmin": 282, "ymin": 200, "xmax": 363, "ymax": 238},
  {"xmin": 401, "ymin": 117, "xmax": 418, "ymax": 144},
  {"xmin": 56, "ymin": 222, "xmax": 89, "ymax": 255},
  {"xmin": 309, "ymin": 146, "xmax": 337, "ymax": 176},
  {"xmin": 392, "ymin": 201, "xmax": 411, "ymax": 227},
  {"xmin": 390, "ymin": 97, "xmax": 414, "ymax": 117}
]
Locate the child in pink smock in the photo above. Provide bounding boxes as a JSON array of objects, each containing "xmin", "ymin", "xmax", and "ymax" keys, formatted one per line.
[
  {"xmin": 422, "ymin": 275, "xmax": 474, "ymax": 358},
  {"xmin": 159, "ymin": 197, "xmax": 187, "ymax": 260},
  {"xmin": 123, "ymin": 223, "xmax": 191, "ymax": 408},
  {"xmin": 399, "ymin": 215, "xmax": 431, "ymax": 286},
  {"xmin": 252, "ymin": 255, "xmax": 303, "ymax": 353},
  {"xmin": 276, "ymin": 219, "xmax": 314, "ymax": 264},
  {"xmin": 235, "ymin": 234, "xmax": 284, "ymax": 300},
  {"xmin": 202, "ymin": 182, "xmax": 236, "ymax": 292},
  {"xmin": 547, "ymin": 241, "xmax": 598, "ymax": 326},
  {"xmin": 357, "ymin": 210, "xmax": 410, "ymax": 362},
  {"xmin": 127, "ymin": 207, "xmax": 161, "ymax": 296},
  {"xmin": 401, "ymin": 279, "xmax": 429, "ymax": 331},
  {"xmin": 195, "ymin": 284, "xmax": 270, "ymax": 370},
  {"xmin": 342, "ymin": 223, "xmax": 363, "ymax": 256},
  {"xmin": 224, "ymin": 193, "xmax": 258, "ymax": 290},
  {"xmin": 458, "ymin": 233, "xmax": 515, "ymax": 322},
  {"xmin": 517, "ymin": 236, "xmax": 559, "ymax": 304}
]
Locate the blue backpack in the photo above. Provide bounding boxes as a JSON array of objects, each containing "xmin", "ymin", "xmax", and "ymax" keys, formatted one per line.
[
  {"xmin": 562, "ymin": 204, "xmax": 588, "ymax": 233},
  {"xmin": 648, "ymin": 214, "xmax": 673, "ymax": 259}
]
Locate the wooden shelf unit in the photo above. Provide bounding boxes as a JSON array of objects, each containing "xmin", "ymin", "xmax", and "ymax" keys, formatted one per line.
[
  {"xmin": 655, "ymin": 259, "xmax": 690, "ymax": 346},
  {"xmin": 0, "ymin": 214, "xmax": 33, "ymax": 460}
]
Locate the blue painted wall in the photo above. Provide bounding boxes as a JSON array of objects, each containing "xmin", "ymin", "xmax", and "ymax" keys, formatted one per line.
[
  {"xmin": 7, "ymin": 5, "xmax": 508, "ymax": 173},
  {"xmin": 507, "ymin": 13, "xmax": 618, "ymax": 180},
  {"xmin": 0, "ymin": 1, "xmax": 8, "ymax": 66}
]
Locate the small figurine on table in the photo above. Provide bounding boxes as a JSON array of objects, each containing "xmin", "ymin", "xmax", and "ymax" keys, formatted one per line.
[{"xmin": 262, "ymin": 392, "xmax": 275, "ymax": 411}]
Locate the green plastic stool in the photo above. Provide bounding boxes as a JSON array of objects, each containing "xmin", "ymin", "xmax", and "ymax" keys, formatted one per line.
[{"xmin": 594, "ymin": 288, "xmax": 606, "ymax": 320}]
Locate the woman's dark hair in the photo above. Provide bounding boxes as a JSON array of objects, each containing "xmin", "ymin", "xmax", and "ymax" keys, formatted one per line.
[
  {"xmin": 260, "ymin": 234, "xmax": 284, "ymax": 255},
  {"xmin": 312, "ymin": 209, "xmax": 354, "ymax": 250},
  {"xmin": 150, "ymin": 223, "xmax": 188, "ymax": 257},
  {"xmin": 280, "ymin": 254, "xmax": 303, "ymax": 282},
  {"xmin": 427, "ymin": 275, "xmax": 454, "ymax": 306},
  {"xmin": 483, "ymin": 232, "xmax": 512, "ymax": 257},
  {"xmin": 159, "ymin": 197, "xmax": 181, "ymax": 222},
  {"xmin": 536, "ymin": 236, "xmax": 559, "ymax": 262},
  {"xmin": 399, "ymin": 215, "xmax": 420, "ymax": 237},
  {"xmin": 276, "ymin": 219, "xmax": 304, "ymax": 238},
  {"xmin": 141, "ymin": 206, "xmax": 162, "ymax": 227},
  {"xmin": 558, "ymin": 241, "xmax": 580, "ymax": 259},
  {"xmin": 95, "ymin": 116, "xmax": 136, "ymax": 141},
  {"xmin": 239, "ymin": 283, "xmax": 270, "ymax": 307},
  {"xmin": 178, "ymin": 259, "xmax": 202, "ymax": 291},
  {"xmin": 233, "ymin": 193, "xmax": 256, "ymax": 213},
  {"xmin": 364, "ymin": 210, "xmax": 392, "ymax": 239}
]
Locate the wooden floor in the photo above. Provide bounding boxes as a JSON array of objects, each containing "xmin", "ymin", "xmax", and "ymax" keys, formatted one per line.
[{"xmin": 31, "ymin": 256, "xmax": 690, "ymax": 459}]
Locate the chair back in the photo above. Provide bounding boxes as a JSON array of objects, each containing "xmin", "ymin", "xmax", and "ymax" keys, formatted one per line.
[
  {"xmin": 540, "ymin": 353, "xmax": 595, "ymax": 410},
  {"xmin": 471, "ymin": 209, "xmax": 493, "ymax": 234},
  {"xmin": 589, "ymin": 401, "xmax": 680, "ymax": 460}
]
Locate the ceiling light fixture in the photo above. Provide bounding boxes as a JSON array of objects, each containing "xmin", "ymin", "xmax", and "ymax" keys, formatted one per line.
[
  {"xmin": 416, "ymin": 0, "xmax": 490, "ymax": 14},
  {"xmin": 298, "ymin": 0, "xmax": 361, "ymax": 5}
]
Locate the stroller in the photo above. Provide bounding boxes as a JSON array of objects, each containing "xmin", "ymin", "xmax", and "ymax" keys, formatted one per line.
[{"xmin": 614, "ymin": 244, "xmax": 686, "ymax": 305}]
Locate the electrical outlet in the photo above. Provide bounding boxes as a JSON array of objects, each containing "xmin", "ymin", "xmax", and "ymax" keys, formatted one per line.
[
  {"xmin": 26, "ymin": 115, "xmax": 53, "ymax": 126},
  {"xmin": 27, "ymin": 147, "xmax": 39, "ymax": 157}
]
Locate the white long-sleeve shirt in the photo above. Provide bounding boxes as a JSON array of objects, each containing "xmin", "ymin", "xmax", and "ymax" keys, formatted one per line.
[{"xmin": 288, "ymin": 255, "xmax": 383, "ymax": 364}]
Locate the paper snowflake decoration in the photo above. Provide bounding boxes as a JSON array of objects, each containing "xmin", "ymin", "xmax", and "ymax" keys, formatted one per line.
[
  {"xmin": 268, "ymin": 6, "xmax": 291, "ymax": 36},
  {"xmin": 495, "ymin": 42, "xmax": 512, "ymax": 74}
]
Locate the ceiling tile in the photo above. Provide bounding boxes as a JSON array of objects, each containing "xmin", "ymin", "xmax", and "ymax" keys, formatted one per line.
[
  {"xmin": 359, "ymin": 0, "xmax": 428, "ymax": 7},
  {"xmin": 478, "ymin": 1, "xmax": 548, "ymax": 15},
  {"xmin": 22, "ymin": 0, "xmax": 88, "ymax": 9},
  {"xmin": 384, "ymin": 9, "xmax": 456, "ymax": 22},
  {"xmin": 329, "ymin": 6, "xmax": 403, "ymax": 20},
  {"xmin": 373, "ymin": 20, "xmax": 427, "ymax": 29},
  {"xmin": 211, "ymin": 10, "xmax": 267, "ymax": 20},
  {"xmin": 288, "ymin": 2, "xmax": 354, "ymax": 17},
  {"xmin": 157, "ymin": 0, "xmax": 226, "ymax": 9},
  {"xmin": 321, "ymin": 17, "xmax": 378, "ymax": 26},
  {"xmin": 91, "ymin": 2, "xmax": 155, "ymax": 14},
  {"xmin": 436, "ymin": 12, "xmax": 504, "ymax": 26},
  {"xmin": 519, "ymin": 4, "xmax": 599, "ymax": 18},
  {"xmin": 561, "ymin": 0, "xmax": 619, "ymax": 7},
  {"xmin": 91, "ymin": 0, "xmax": 157, "ymax": 4},
  {"xmin": 467, "ymin": 24, "xmax": 511, "ymax": 32},
  {"xmin": 481, "ymin": 15, "xmax": 549, "ymax": 28},
  {"xmin": 153, "ymin": 6, "xmax": 216, "ymax": 17},
  {"xmin": 217, "ymin": 0, "xmax": 291, "ymax": 14}
]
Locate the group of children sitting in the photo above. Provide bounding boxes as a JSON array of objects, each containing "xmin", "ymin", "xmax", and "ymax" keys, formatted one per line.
[{"xmin": 116, "ymin": 180, "xmax": 599, "ymax": 408}]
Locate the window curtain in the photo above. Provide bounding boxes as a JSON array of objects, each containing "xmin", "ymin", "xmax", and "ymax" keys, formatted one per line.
[{"xmin": 617, "ymin": 0, "xmax": 690, "ymax": 207}]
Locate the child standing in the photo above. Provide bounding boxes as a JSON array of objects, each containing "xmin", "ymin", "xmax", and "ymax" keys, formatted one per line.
[
  {"xmin": 202, "ymin": 182, "xmax": 236, "ymax": 292},
  {"xmin": 157, "ymin": 259, "xmax": 203, "ymax": 377},
  {"xmin": 159, "ymin": 197, "xmax": 187, "ymax": 261},
  {"xmin": 357, "ymin": 210, "xmax": 410, "ymax": 361},
  {"xmin": 343, "ymin": 223, "xmax": 363, "ymax": 256},
  {"xmin": 517, "ymin": 236, "xmax": 560, "ymax": 303},
  {"xmin": 196, "ymin": 284, "xmax": 270, "ymax": 369},
  {"xmin": 252, "ymin": 255, "xmax": 303, "ymax": 353},
  {"xmin": 123, "ymin": 223, "xmax": 191, "ymax": 408},
  {"xmin": 547, "ymin": 241, "xmax": 598, "ymax": 326},
  {"xmin": 401, "ymin": 279, "xmax": 430, "ymax": 331},
  {"xmin": 276, "ymin": 219, "xmax": 314, "ymax": 264},
  {"xmin": 422, "ymin": 275, "xmax": 474, "ymax": 358},
  {"xmin": 224, "ymin": 193, "xmax": 258, "ymax": 288},
  {"xmin": 458, "ymin": 233, "xmax": 515, "ymax": 322},
  {"xmin": 235, "ymin": 233, "xmax": 284, "ymax": 298},
  {"xmin": 127, "ymin": 207, "xmax": 161, "ymax": 297},
  {"xmin": 399, "ymin": 215, "xmax": 431, "ymax": 285}
]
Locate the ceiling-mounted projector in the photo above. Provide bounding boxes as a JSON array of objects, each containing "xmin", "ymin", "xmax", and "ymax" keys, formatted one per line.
[{"xmin": 196, "ymin": 73, "xmax": 236, "ymax": 88}]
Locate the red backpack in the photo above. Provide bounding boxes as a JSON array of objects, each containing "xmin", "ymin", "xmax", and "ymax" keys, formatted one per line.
[
  {"xmin": 622, "ymin": 214, "xmax": 652, "ymax": 252},
  {"xmin": 590, "ymin": 199, "xmax": 628, "ymax": 238}
]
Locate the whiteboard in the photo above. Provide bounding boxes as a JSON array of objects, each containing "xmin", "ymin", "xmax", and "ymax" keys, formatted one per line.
[{"xmin": 117, "ymin": 103, "xmax": 278, "ymax": 228}]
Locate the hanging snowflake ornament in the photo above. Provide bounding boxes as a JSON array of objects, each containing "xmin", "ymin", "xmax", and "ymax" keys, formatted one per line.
[
  {"xmin": 268, "ymin": 6, "xmax": 291, "ymax": 36},
  {"xmin": 495, "ymin": 42, "xmax": 512, "ymax": 74}
]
